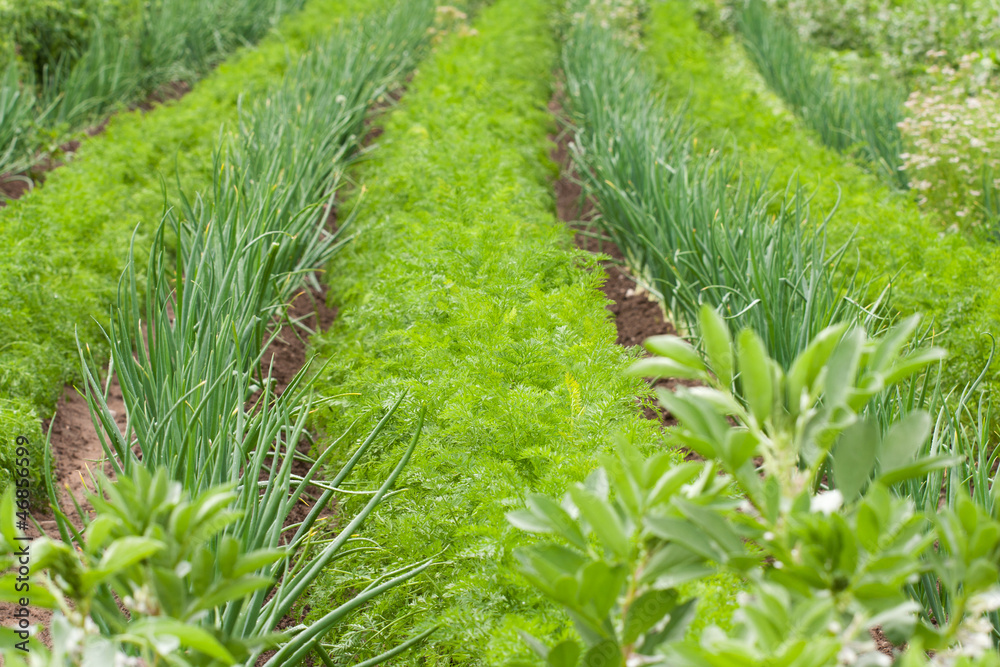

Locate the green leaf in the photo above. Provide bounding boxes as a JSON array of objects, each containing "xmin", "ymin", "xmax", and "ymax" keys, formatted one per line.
[
  {"xmin": 737, "ymin": 329, "xmax": 772, "ymax": 424},
  {"xmin": 568, "ymin": 485, "xmax": 630, "ymax": 560},
  {"xmin": 218, "ymin": 535, "xmax": 240, "ymax": 578},
  {"xmin": 83, "ymin": 515, "xmax": 119, "ymax": 553},
  {"xmin": 190, "ymin": 547, "xmax": 214, "ymax": 592},
  {"xmin": 878, "ymin": 455, "xmax": 962, "ymax": 487},
  {"xmin": 0, "ymin": 490, "xmax": 18, "ymax": 548},
  {"xmin": 656, "ymin": 388, "xmax": 730, "ymax": 453},
  {"xmin": 855, "ymin": 491, "xmax": 885, "ymax": 553},
  {"xmin": 686, "ymin": 386, "xmax": 742, "ymax": 416},
  {"xmin": 233, "ymin": 548, "xmax": 286, "ymax": 578},
  {"xmin": 581, "ymin": 640, "xmax": 621, "ymax": 667},
  {"xmin": 599, "ymin": 453, "xmax": 641, "ymax": 522},
  {"xmin": 628, "ymin": 357, "xmax": 706, "ymax": 381},
  {"xmin": 167, "ymin": 504, "xmax": 195, "ymax": 546},
  {"xmin": 517, "ymin": 630, "xmax": 550, "ymax": 659},
  {"xmin": 150, "ymin": 566, "xmax": 186, "ymax": 617},
  {"xmin": 0, "ymin": 575, "xmax": 58, "ymax": 608},
  {"xmin": 787, "ymin": 323, "xmax": 848, "ymax": 408},
  {"xmin": 125, "ymin": 618, "xmax": 235, "ymax": 663},
  {"xmin": 579, "ymin": 561, "xmax": 626, "ymax": 619},
  {"xmin": 647, "ymin": 463, "xmax": 702, "ymax": 507},
  {"xmin": 547, "ymin": 640, "xmax": 581, "ymax": 667},
  {"xmin": 515, "ymin": 545, "xmax": 588, "ymax": 604},
  {"xmin": 824, "ymin": 328, "xmax": 864, "ymax": 407},
  {"xmin": 643, "ymin": 335, "xmax": 706, "ymax": 372},
  {"xmin": 882, "ymin": 347, "xmax": 947, "ymax": 388},
  {"xmin": 674, "ymin": 499, "xmax": 744, "ymax": 558},
  {"xmin": 623, "ymin": 588, "xmax": 678, "ymax": 644},
  {"xmin": 639, "ymin": 597, "xmax": 697, "ymax": 652},
  {"xmin": 191, "ymin": 575, "xmax": 273, "ymax": 613},
  {"xmin": 98, "ymin": 536, "xmax": 163, "ymax": 573},
  {"xmin": 878, "ymin": 411, "xmax": 931, "ymax": 474},
  {"xmin": 639, "ymin": 543, "xmax": 713, "ymax": 588},
  {"xmin": 507, "ymin": 510, "xmax": 553, "ymax": 534},
  {"xmin": 833, "ymin": 419, "xmax": 879, "ymax": 501},
  {"xmin": 699, "ymin": 305, "xmax": 734, "ymax": 387},
  {"xmin": 583, "ymin": 467, "xmax": 610, "ymax": 500},
  {"xmin": 720, "ymin": 429, "xmax": 759, "ymax": 472},
  {"xmin": 869, "ymin": 314, "xmax": 920, "ymax": 374},
  {"xmin": 645, "ymin": 516, "xmax": 720, "ymax": 561},
  {"xmin": 526, "ymin": 495, "xmax": 588, "ymax": 551}
]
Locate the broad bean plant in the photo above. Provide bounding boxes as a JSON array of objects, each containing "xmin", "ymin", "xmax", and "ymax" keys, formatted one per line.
[
  {"xmin": 509, "ymin": 306, "xmax": 1000, "ymax": 666},
  {"xmin": 0, "ymin": 467, "xmax": 287, "ymax": 666}
]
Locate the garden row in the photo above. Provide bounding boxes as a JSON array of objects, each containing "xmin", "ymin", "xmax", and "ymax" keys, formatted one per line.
[
  {"xmin": 0, "ymin": 0, "xmax": 305, "ymax": 178},
  {"xmin": 298, "ymin": 0, "xmax": 678, "ymax": 659},
  {"xmin": 3, "ymin": 0, "xmax": 1000, "ymax": 664},
  {"xmin": 0, "ymin": 0, "xmax": 452, "ymax": 663},
  {"xmin": 508, "ymin": 0, "xmax": 1000, "ymax": 663},
  {"xmin": 0, "ymin": 0, "xmax": 378, "ymax": 489}
]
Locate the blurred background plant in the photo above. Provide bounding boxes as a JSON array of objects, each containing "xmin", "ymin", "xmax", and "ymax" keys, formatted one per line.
[
  {"xmin": 0, "ymin": 0, "xmax": 307, "ymax": 180},
  {"xmin": 564, "ymin": 0, "xmax": 647, "ymax": 48},
  {"xmin": 0, "ymin": 0, "xmax": 141, "ymax": 83},
  {"xmin": 755, "ymin": 0, "xmax": 1000, "ymax": 83},
  {"xmin": 733, "ymin": 0, "xmax": 910, "ymax": 189},
  {"xmin": 897, "ymin": 50, "xmax": 1000, "ymax": 235},
  {"xmin": 694, "ymin": 0, "xmax": 1000, "ymax": 236}
]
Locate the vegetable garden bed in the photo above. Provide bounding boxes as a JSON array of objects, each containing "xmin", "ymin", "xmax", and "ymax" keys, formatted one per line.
[
  {"xmin": 0, "ymin": 0, "xmax": 389, "ymax": 489},
  {"xmin": 3, "ymin": 0, "xmax": 1000, "ymax": 665}
]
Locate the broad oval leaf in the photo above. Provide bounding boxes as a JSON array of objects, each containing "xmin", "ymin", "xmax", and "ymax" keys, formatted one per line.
[
  {"xmin": 643, "ymin": 335, "xmax": 705, "ymax": 372},
  {"xmin": 699, "ymin": 305, "xmax": 734, "ymax": 388}
]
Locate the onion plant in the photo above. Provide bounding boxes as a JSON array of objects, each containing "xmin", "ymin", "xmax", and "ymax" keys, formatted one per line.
[
  {"xmin": 0, "ymin": 61, "xmax": 37, "ymax": 176},
  {"xmin": 563, "ymin": 14, "xmax": 880, "ymax": 369},
  {"xmin": 138, "ymin": 0, "xmax": 304, "ymax": 81},
  {"xmin": 980, "ymin": 164, "xmax": 1000, "ymax": 238},
  {"xmin": 733, "ymin": 0, "xmax": 909, "ymax": 189},
  {"xmin": 865, "ymin": 333, "xmax": 1000, "ymax": 643},
  {"xmin": 40, "ymin": 26, "xmax": 142, "ymax": 131},
  {"xmin": 37, "ymin": 2, "xmax": 437, "ymax": 663}
]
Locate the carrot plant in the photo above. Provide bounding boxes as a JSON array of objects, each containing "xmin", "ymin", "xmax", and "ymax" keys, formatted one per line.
[{"xmin": 0, "ymin": 62, "xmax": 35, "ymax": 173}]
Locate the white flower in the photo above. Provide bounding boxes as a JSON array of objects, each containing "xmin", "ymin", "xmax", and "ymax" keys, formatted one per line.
[
  {"xmin": 968, "ymin": 587, "xmax": 1000, "ymax": 614},
  {"xmin": 810, "ymin": 489, "xmax": 844, "ymax": 515}
]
